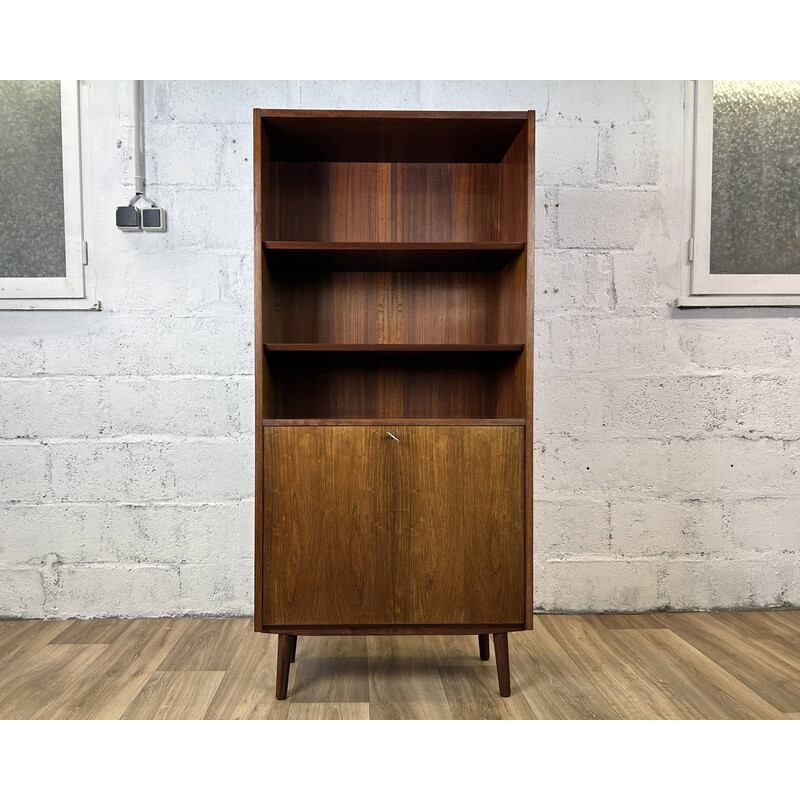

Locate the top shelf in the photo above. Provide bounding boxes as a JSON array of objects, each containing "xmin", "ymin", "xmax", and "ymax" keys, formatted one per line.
[{"xmin": 260, "ymin": 110, "xmax": 529, "ymax": 163}]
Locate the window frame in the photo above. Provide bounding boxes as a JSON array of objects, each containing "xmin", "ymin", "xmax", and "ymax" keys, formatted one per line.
[
  {"xmin": 680, "ymin": 79, "xmax": 800, "ymax": 307},
  {"xmin": 0, "ymin": 80, "xmax": 99, "ymax": 311}
]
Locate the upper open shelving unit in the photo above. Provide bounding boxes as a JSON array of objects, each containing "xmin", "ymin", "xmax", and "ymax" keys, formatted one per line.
[{"xmin": 254, "ymin": 109, "xmax": 533, "ymax": 420}]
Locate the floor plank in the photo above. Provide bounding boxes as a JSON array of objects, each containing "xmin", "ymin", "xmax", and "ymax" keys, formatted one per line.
[
  {"xmin": 540, "ymin": 615, "xmax": 692, "ymax": 719},
  {"xmin": 0, "ymin": 620, "xmax": 72, "ymax": 671},
  {"xmin": 606, "ymin": 627, "xmax": 782, "ymax": 720},
  {"xmin": 121, "ymin": 670, "xmax": 225, "ymax": 720},
  {"xmin": 511, "ymin": 619, "xmax": 620, "ymax": 720},
  {"xmin": 593, "ymin": 614, "xmax": 667, "ymax": 630},
  {"xmin": 289, "ymin": 702, "xmax": 369, "ymax": 720},
  {"xmin": 42, "ymin": 619, "xmax": 192, "ymax": 720},
  {"xmin": 288, "ymin": 636, "xmax": 369, "ymax": 703},
  {"xmin": 367, "ymin": 636, "xmax": 452, "ymax": 719},
  {"xmin": 764, "ymin": 610, "xmax": 800, "ymax": 634},
  {"xmin": 157, "ymin": 618, "xmax": 248, "ymax": 672},
  {"xmin": 438, "ymin": 664, "xmax": 535, "ymax": 719},
  {"xmin": 0, "ymin": 644, "xmax": 108, "ymax": 719},
  {"xmin": 709, "ymin": 611, "xmax": 800, "ymax": 673},
  {"xmin": 204, "ymin": 629, "xmax": 288, "ymax": 720},
  {"xmin": 660, "ymin": 612, "xmax": 800, "ymax": 713},
  {"xmin": 51, "ymin": 617, "xmax": 132, "ymax": 645}
]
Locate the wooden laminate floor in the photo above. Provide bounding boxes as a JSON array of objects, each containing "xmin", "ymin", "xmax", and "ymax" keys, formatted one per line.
[{"xmin": 1, "ymin": 611, "xmax": 800, "ymax": 719}]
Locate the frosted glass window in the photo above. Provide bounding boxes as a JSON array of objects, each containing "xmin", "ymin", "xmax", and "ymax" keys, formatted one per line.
[
  {"xmin": 0, "ymin": 80, "xmax": 67, "ymax": 278},
  {"xmin": 711, "ymin": 80, "xmax": 800, "ymax": 274}
]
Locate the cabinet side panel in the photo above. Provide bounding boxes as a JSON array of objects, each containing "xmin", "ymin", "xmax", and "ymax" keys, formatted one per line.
[
  {"xmin": 394, "ymin": 426, "xmax": 525, "ymax": 625},
  {"xmin": 262, "ymin": 426, "xmax": 395, "ymax": 626},
  {"xmin": 525, "ymin": 113, "xmax": 535, "ymax": 628},
  {"xmin": 254, "ymin": 110, "xmax": 264, "ymax": 631},
  {"xmin": 255, "ymin": 114, "xmax": 281, "ymax": 630}
]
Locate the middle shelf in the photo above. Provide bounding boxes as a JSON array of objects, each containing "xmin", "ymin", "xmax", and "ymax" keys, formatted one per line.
[
  {"xmin": 263, "ymin": 241, "xmax": 525, "ymax": 271},
  {"xmin": 264, "ymin": 343, "xmax": 524, "ymax": 353}
]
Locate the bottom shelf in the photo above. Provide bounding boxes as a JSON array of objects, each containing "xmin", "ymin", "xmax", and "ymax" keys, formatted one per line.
[{"xmin": 263, "ymin": 418, "xmax": 524, "ymax": 426}]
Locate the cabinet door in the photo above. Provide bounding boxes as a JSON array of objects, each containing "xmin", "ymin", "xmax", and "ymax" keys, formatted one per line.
[
  {"xmin": 392, "ymin": 425, "xmax": 524, "ymax": 625},
  {"xmin": 262, "ymin": 426, "xmax": 394, "ymax": 625}
]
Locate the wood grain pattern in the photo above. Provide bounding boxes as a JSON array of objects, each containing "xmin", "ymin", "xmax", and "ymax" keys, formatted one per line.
[
  {"xmin": 157, "ymin": 618, "xmax": 247, "ymax": 672},
  {"xmin": 0, "ymin": 620, "xmax": 71, "ymax": 670},
  {"xmin": 523, "ymin": 111, "xmax": 535, "ymax": 629},
  {"xmin": 263, "ymin": 425, "xmax": 523, "ymax": 627},
  {"xmin": 43, "ymin": 618, "xmax": 190, "ymax": 720},
  {"xmin": 0, "ymin": 644, "xmax": 107, "ymax": 720},
  {"xmin": 288, "ymin": 635, "xmax": 369, "ymax": 703},
  {"xmin": 261, "ymin": 624, "xmax": 524, "ymax": 636},
  {"xmin": 263, "ymin": 426, "xmax": 394, "ymax": 626},
  {"xmin": 265, "ymin": 351, "xmax": 523, "ymax": 419},
  {"xmin": 394, "ymin": 425, "xmax": 524, "ymax": 625},
  {"xmin": 264, "ymin": 241, "xmax": 524, "ymax": 271},
  {"xmin": 121, "ymin": 670, "xmax": 225, "ymax": 720},
  {"xmin": 511, "ymin": 619, "xmax": 619, "ymax": 720},
  {"xmin": 264, "ymin": 344, "xmax": 524, "ymax": 352},
  {"xmin": 289, "ymin": 702, "xmax": 370, "ymax": 720},
  {"xmin": 660, "ymin": 612, "xmax": 800, "ymax": 712},
  {"xmin": 276, "ymin": 633, "xmax": 292, "ymax": 700},
  {"xmin": 204, "ymin": 625, "xmax": 287, "ymax": 720},
  {"xmin": 264, "ymin": 268, "xmax": 513, "ymax": 347},
  {"xmin": 540, "ymin": 614, "xmax": 696, "ymax": 720},
  {"xmin": 493, "ymin": 632, "xmax": 511, "ymax": 696},
  {"xmin": 254, "ymin": 110, "xmax": 535, "ymax": 698},
  {"xmin": 604, "ymin": 626, "xmax": 781, "ymax": 720},
  {"xmin": 5, "ymin": 612, "xmax": 800, "ymax": 719},
  {"xmin": 261, "ymin": 110, "xmax": 527, "ymax": 163},
  {"xmin": 438, "ymin": 664, "xmax": 533, "ymax": 720},
  {"xmin": 366, "ymin": 636, "xmax": 452, "ymax": 720},
  {"xmin": 263, "ymin": 418, "xmax": 525, "ymax": 427},
  {"xmin": 50, "ymin": 617, "xmax": 132, "ymax": 645}
]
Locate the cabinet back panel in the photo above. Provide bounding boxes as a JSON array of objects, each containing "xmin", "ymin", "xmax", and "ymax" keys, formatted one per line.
[
  {"xmin": 265, "ymin": 270, "xmax": 501, "ymax": 344},
  {"xmin": 265, "ymin": 352, "xmax": 523, "ymax": 419},
  {"xmin": 275, "ymin": 162, "xmax": 500, "ymax": 242}
]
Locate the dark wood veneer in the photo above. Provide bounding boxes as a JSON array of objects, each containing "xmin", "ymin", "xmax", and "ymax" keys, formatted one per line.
[
  {"xmin": 263, "ymin": 241, "xmax": 525, "ymax": 271},
  {"xmin": 254, "ymin": 109, "xmax": 534, "ymax": 701}
]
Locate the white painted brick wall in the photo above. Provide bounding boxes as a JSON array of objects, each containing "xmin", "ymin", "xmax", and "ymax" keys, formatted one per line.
[{"xmin": 1, "ymin": 80, "xmax": 798, "ymax": 618}]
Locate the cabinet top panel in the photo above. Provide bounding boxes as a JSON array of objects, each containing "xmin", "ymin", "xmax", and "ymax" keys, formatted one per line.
[{"xmin": 257, "ymin": 109, "xmax": 531, "ymax": 163}]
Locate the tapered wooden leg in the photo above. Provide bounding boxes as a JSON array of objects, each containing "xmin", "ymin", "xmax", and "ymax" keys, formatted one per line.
[
  {"xmin": 289, "ymin": 635, "xmax": 297, "ymax": 663},
  {"xmin": 276, "ymin": 634, "xmax": 293, "ymax": 700},
  {"xmin": 478, "ymin": 634, "xmax": 490, "ymax": 661},
  {"xmin": 492, "ymin": 632, "xmax": 511, "ymax": 697}
]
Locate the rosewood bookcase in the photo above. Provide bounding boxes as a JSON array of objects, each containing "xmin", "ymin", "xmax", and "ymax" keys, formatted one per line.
[{"xmin": 253, "ymin": 109, "xmax": 534, "ymax": 700}]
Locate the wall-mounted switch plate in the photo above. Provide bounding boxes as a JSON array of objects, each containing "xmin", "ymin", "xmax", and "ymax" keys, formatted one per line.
[
  {"xmin": 141, "ymin": 207, "xmax": 167, "ymax": 232},
  {"xmin": 116, "ymin": 205, "xmax": 140, "ymax": 231}
]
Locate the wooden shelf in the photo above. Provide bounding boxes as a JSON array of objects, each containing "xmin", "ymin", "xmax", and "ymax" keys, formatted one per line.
[
  {"xmin": 260, "ymin": 110, "xmax": 528, "ymax": 162},
  {"xmin": 264, "ymin": 343, "xmax": 524, "ymax": 353},
  {"xmin": 263, "ymin": 241, "xmax": 525, "ymax": 271},
  {"xmin": 263, "ymin": 418, "xmax": 526, "ymax": 426}
]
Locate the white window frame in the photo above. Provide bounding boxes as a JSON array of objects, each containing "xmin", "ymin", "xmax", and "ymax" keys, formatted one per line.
[
  {"xmin": 680, "ymin": 79, "xmax": 800, "ymax": 307},
  {"xmin": 0, "ymin": 80, "xmax": 99, "ymax": 311}
]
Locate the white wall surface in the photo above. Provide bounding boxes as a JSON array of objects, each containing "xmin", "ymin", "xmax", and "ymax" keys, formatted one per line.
[{"xmin": 0, "ymin": 80, "xmax": 797, "ymax": 618}]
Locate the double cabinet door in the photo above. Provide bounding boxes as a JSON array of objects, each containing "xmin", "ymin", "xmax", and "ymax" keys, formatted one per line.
[{"xmin": 262, "ymin": 424, "xmax": 524, "ymax": 627}]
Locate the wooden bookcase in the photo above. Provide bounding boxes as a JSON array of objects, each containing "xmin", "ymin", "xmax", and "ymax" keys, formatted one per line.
[{"xmin": 253, "ymin": 110, "xmax": 534, "ymax": 699}]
